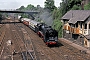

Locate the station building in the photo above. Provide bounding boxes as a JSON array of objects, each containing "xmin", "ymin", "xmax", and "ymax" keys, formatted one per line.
[{"xmin": 61, "ymin": 10, "xmax": 90, "ymax": 48}]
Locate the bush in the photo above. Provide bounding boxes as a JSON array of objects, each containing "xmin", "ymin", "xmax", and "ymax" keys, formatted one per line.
[
  {"xmin": 71, "ymin": 5, "xmax": 81, "ymax": 10},
  {"xmin": 84, "ymin": 2, "xmax": 90, "ymax": 10},
  {"xmin": 52, "ymin": 19, "xmax": 62, "ymax": 37}
]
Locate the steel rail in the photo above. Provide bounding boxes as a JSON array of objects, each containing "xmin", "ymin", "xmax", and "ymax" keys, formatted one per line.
[
  {"xmin": 14, "ymin": 23, "xmax": 37, "ymax": 60},
  {"xmin": 21, "ymin": 52, "xmax": 27, "ymax": 60}
]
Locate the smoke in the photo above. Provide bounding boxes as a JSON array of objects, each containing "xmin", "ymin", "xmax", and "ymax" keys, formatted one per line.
[
  {"xmin": 19, "ymin": 7, "xmax": 53, "ymax": 26},
  {"xmin": 39, "ymin": 9, "xmax": 53, "ymax": 26}
]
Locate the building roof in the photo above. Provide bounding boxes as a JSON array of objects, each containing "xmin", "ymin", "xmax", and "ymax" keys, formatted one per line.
[{"xmin": 61, "ymin": 10, "xmax": 90, "ymax": 24}]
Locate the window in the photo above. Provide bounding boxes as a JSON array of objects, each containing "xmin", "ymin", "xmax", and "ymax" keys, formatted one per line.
[
  {"xmin": 89, "ymin": 24, "xmax": 90, "ymax": 29},
  {"xmin": 76, "ymin": 23, "xmax": 78, "ymax": 28},
  {"xmin": 65, "ymin": 21, "xmax": 68, "ymax": 24},
  {"xmin": 85, "ymin": 24, "xmax": 87, "ymax": 29},
  {"xmin": 80, "ymin": 23, "xmax": 82, "ymax": 28},
  {"xmin": 85, "ymin": 41, "xmax": 87, "ymax": 45},
  {"xmin": 72, "ymin": 24, "xmax": 75, "ymax": 27}
]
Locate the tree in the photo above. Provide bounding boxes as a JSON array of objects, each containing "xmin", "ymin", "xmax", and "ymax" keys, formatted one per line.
[
  {"xmin": 26, "ymin": 4, "xmax": 37, "ymax": 10},
  {"xmin": 60, "ymin": 1, "xmax": 68, "ymax": 16},
  {"xmin": 44, "ymin": 0, "xmax": 56, "ymax": 11},
  {"xmin": 84, "ymin": 2, "xmax": 90, "ymax": 10},
  {"xmin": 66, "ymin": 0, "xmax": 81, "ymax": 10},
  {"xmin": 59, "ymin": 0, "xmax": 82, "ymax": 16},
  {"xmin": 0, "ymin": 13, "xmax": 2, "ymax": 19},
  {"xmin": 19, "ymin": 6, "xmax": 25, "ymax": 10},
  {"xmin": 71, "ymin": 5, "xmax": 81, "ymax": 10}
]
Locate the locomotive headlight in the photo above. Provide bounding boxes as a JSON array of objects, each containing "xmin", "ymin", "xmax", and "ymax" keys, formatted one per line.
[
  {"xmin": 47, "ymin": 40, "xmax": 49, "ymax": 42},
  {"xmin": 22, "ymin": 20, "xmax": 23, "ymax": 21}
]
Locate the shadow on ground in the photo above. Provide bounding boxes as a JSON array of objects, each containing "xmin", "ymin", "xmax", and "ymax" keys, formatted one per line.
[{"xmin": 48, "ymin": 42, "xmax": 64, "ymax": 48}]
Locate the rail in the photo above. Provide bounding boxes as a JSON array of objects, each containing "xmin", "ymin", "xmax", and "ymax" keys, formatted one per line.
[
  {"xmin": 21, "ymin": 52, "xmax": 27, "ymax": 60},
  {"xmin": 14, "ymin": 23, "xmax": 37, "ymax": 60}
]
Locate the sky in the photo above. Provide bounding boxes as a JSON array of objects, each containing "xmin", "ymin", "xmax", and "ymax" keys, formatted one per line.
[{"xmin": 0, "ymin": 0, "xmax": 62, "ymax": 10}]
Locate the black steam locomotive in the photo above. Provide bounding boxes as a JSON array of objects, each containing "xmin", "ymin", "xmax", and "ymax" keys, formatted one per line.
[{"xmin": 35, "ymin": 23, "xmax": 58, "ymax": 45}]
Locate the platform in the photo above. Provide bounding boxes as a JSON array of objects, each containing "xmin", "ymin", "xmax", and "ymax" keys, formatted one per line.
[{"xmin": 59, "ymin": 38, "xmax": 90, "ymax": 54}]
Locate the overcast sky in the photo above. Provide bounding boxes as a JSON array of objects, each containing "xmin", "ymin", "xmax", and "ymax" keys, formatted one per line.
[{"xmin": 0, "ymin": 0, "xmax": 62, "ymax": 9}]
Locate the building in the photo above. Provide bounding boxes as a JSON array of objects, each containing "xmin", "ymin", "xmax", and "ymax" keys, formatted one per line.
[{"xmin": 61, "ymin": 10, "xmax": 90, "ymax": 48}]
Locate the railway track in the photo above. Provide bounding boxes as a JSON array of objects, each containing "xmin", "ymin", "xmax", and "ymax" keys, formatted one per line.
[
  {"xmin": 15, "ymin": 23, "xmax": 46, "ymax": 60},
  {"xmin": 0, "ymin": 19, "xmax": 13, "ymax": 60},
  {"xmin": 0, "ymin": 25, "xmax": 13, "ymax": 59},
  {"xmin": 0, "ymin": 24, "xmax": 5, "ymax": 45},
  {"xmin": 0, "ymin": 19, "xmax": 90, "ymax": 60},
  {"xmin": 0, "ymin": 19, "xmax": 37, "ymax": 60},
  {"xmin": 18, "ymin": 23, "xmax": 67, "ymax": 60},
  {"xmin": 13, "ymin": 21, "xmax": 38, "ymax": 60},
  {"xmin": 0, "ymin": 20, "xmax": 7, "ymax": 46},
  {"xmin": 57, "ymin": 40, "xmax": 90, "ymax": 60},
  {"xmin": 10, "ymin": 23, "xmax": 24, "ymax": 60},
  {"xmin": 20, "ymin": 21, "xmax": 90, "ymax": 60}
]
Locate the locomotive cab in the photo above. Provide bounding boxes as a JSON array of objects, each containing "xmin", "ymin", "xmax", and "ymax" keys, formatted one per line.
[{"xmin": 35, "ymin": 23, "xmax": 45, "ymax": 33}]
